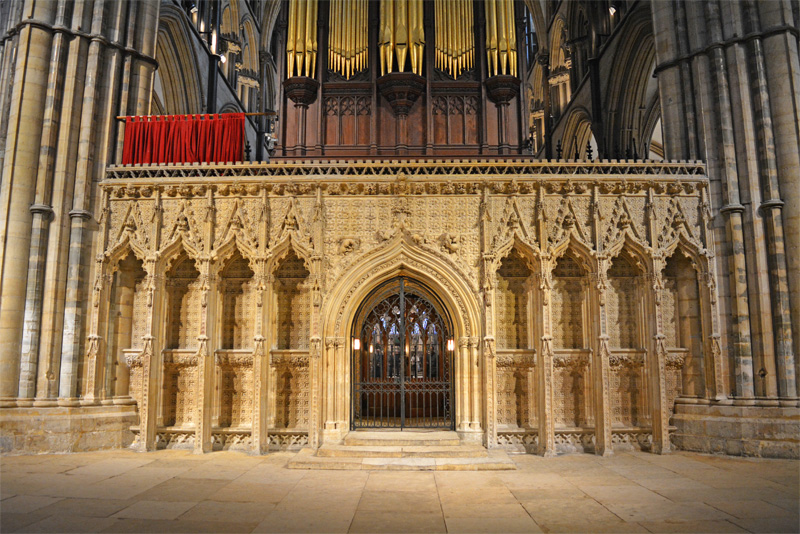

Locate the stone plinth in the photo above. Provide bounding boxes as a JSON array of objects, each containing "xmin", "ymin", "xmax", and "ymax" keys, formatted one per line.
[
  {"xmin": 671, "ymin": 402, "xmax": 800, "ymax": 459},
  {"xmin": 0, "ymin": 405, "xmax": 136, "ymax": 454}
]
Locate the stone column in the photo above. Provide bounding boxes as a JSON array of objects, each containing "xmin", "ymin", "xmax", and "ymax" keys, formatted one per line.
[
  {"xmin": 334, "ymin": 337, "xmax": 346, "ymax": 432},
  {"xmin": 456, "ymin": 337, "xmax": 470, "ymax": 431},
  {"xmin": 194, "ymin": 258, "xmax": 216, "ymax": 454},
  {"xmin": 758, "ymin": 0, "xmax": 800, "ymax": 397},
  {"xmin": 322, "ymin": 336, "xmax": 338, "ymax": 442},
  {"xmin": 647, "ymin": 259, "xmax": 671, "ymax": 454},
  {"xmin": 469, "ymin": 337, "xmax": 481, "ymax": 431},
  {"xmin": 252, "ymin": 264, "xmax": 271, "ymax": 454},
  {"xmin": 740, "ymin": 0, "xmax": 796, "ymax": 401},
  {"xmin": 0, "ymin": 0, "xmax": 57, "ymax": 406},
  {"xmin": 308, "ymin": 335, "xmax": 322, "ymax": 448},
  {"xmin": 591, "ymin": 260, "xmax": 613, "ymax": 456},
  {"xmin": 698, "ymin": 186, "xmax": 728, "ymax": 401},
  {"xmin": 482, "ymin": 337, "xmax": 497, "ymax": 448},
  {"xmin": 133, "ymin": 261, "xmax": 164, "ymax": 451},
  {"xmin": 82, "ymin": 264, "xmax": 113, "ymax": 404},
  {"xmin": 537, "ymin": 259, "xmax": 556, "ymax": 456}
]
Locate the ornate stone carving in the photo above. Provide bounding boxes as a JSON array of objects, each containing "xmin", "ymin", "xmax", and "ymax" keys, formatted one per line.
[{"xmin": 100, "ymin": 160, "xmax": 716, "ymax": 453}]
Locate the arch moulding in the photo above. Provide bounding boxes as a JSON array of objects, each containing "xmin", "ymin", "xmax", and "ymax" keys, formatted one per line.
[{"xmin": 316, "ymin": 237, "xmax": 485, "ymax": 444}]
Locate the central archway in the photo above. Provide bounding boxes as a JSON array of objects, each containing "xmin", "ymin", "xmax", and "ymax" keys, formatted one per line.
[{"xmin": 350, "ymin": 277, "xmax": 455, "ymax": 430}]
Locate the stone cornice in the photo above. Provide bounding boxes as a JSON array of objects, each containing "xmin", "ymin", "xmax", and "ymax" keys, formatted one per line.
[{"xmin": 104, "ymin": 160, "xmax": 707, "ymax": 191}]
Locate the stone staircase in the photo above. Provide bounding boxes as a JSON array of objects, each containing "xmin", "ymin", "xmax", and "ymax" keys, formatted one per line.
[{"xmin": 287, "ymin": 430, "xmax": 517, "ymax": 471}]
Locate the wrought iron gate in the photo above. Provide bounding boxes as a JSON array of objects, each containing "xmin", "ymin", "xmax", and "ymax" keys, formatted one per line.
[{"xmin": 351, "ymin": 278, "xmax": 454, "ymax": 429}]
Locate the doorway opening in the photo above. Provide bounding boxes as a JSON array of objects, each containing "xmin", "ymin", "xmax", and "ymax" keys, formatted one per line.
[{"xmin": 351, "ymin": 277, "xmax": 455, "ymax": 430}]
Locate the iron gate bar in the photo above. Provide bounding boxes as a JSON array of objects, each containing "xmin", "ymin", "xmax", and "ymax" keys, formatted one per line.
[{"xmin": 351, "ymin": 276, "xmax": 454, "ymax": 430}]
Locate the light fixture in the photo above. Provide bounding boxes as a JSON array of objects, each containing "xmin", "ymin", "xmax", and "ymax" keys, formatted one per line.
[
  {"xmin": 219, "ymin": 54, "xmax": 227, "ymax": 64},
  {"xmin": 369, "ymin": 344, "xmax": 374, "ymax": 354},
  {"xmin": 609, "ymin": 6, "xmax": 617, "ymax": 15},
  {"xmin": 352, "ymin": 338, "xmax": 360, "ymax": 351},
  {"xmin": 189, "ymin": 2, "xmax": 198, "ymax": 14},
  {"xmin": 447, "ymin": 339, "xmax": 455, "ymax": 351}
]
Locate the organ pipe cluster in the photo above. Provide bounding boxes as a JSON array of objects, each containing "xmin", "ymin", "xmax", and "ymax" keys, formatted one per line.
[
  {"xmin": 435, "ymin": 0, "xmax": 474, "ymax": 79},
  {"xmin": 484, "ymin": 0, "xmax": 517, "ymax": 77},
  {"xmin": 379, "ymin": 0, "xmax": 426, "ymax": 76},
  {"xmin": 328, "ymin": 0, "xmax": 369, "ymax": 79},
  {"xmin": 286, "ymin": 0, "xmax": 319, "ymax": 77}
]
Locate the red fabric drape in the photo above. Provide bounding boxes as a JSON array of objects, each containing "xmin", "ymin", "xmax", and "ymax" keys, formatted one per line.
[{"xmin": 121, "ymin": 113, "xmax": 245, "ymax": 165}]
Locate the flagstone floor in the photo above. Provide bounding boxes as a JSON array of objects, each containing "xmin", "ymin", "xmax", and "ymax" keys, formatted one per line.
[{"xmin": 1, "ymin": 449, "xmax": 797, "ymax": 533}]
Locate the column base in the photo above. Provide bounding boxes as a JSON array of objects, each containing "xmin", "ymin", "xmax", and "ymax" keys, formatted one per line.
[{"xmin": 671, "ymin": 403, "xmax": 800, "ymax": 458}]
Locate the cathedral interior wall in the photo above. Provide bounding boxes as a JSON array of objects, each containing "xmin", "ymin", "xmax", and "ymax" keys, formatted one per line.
[{"xmin": 0, "ymin": 0, "xmax": 798, "ymax": 458}]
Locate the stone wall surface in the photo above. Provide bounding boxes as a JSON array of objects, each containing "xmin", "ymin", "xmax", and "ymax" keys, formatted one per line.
[
  {"xmin": 671, "ymin": 403, "xmax": 800, "ymax": 459},
  {"xmin": 0, "ymin": 406, "xmax": 136, "ymax": 455}
]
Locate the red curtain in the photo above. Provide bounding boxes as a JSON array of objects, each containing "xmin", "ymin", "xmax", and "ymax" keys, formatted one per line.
[{"xmin": 121, "ymin": 113, "xmax": 245, "ymax": 165}]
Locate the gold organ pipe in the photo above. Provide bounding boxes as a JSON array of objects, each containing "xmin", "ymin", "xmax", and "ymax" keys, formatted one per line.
[
  {"xmin": 485, "ymin": 0, "xmax": 498, "ymax": 76},
  {"xmin": 395, "ymin": 0, "xmax": 408, "ymax": 73},
  {"xmin": 413, "ymin": 0, "xmax": 424, "ymax": 75},
  {"xmin": 506, "ymin": 0, "xmax": 516, "ymax": 76},
  {"xmin": 285, "ymin": 0, "xmax": 320, "ymax": 78},
  {"xmin": 483, "ymin": 0, "xmax": 517, "ymax": 77},
  {"xmin": 434, "ymin": 0, "xmax": 473, "ymax": 79},
  {"xmin": 287, "ymin": 0, "xmax": 297, "ymax": 77},
  {"xmin": 328, "ymin": 0, "xmax": 367, "ymax": 79},
  {"xmin": 305, "ymin": 0, "xmax": 315, "ymax": 76},
  {"xmin": 294, "ymin": 0, "xmax": 306, "ymax": 76},
  {"xmin": 378, "ymin": 0, "xmax": 424, "ymax": 76}
]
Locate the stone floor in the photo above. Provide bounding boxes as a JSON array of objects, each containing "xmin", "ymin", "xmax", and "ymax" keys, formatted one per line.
[{"xmin": 1, "ymin": 449, "xmax": 798, "ymax": 533}]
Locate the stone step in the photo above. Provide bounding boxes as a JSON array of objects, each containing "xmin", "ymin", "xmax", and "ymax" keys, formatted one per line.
[
  {"xmin": 286, "ymin": 448, "xmax": 516, "ymax": 471},
  {"xmin": 317, "ymin": 444, "xmax": 488, "ymax": 458},
  {"xmin": 343, "ymin": 430, "xmax": 462, "ymax": 447}
]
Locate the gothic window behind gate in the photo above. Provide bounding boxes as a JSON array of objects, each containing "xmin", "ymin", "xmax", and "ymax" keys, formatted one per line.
[{"xmin": 352, "ymin": 278, "xmax": 454, "ymax": 429}]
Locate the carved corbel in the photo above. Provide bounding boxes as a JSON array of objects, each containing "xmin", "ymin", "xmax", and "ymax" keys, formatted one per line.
[
  {"xmin": 310, "ymin": 336, "xmax": 322, "ymax": 359},
  {"xmin": 483, "ymin": 337, "xmax": 496, "ymax": 359}
]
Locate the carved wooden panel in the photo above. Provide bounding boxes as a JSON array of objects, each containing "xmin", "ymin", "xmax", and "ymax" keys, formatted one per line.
[{"xmin": 324, "ymin": 95, "xmax": 372, "ymax": 147}]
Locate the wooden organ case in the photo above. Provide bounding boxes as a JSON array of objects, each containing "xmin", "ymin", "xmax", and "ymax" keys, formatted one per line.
[{"xmin": 277, "ymin": 0, "xmax": 528, "ymax": 158}]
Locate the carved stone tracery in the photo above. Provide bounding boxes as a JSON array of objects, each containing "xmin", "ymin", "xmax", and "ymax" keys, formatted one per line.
[{"xmin": 97, "ymin": 161, "xmax": 715, "ymax": 455}]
